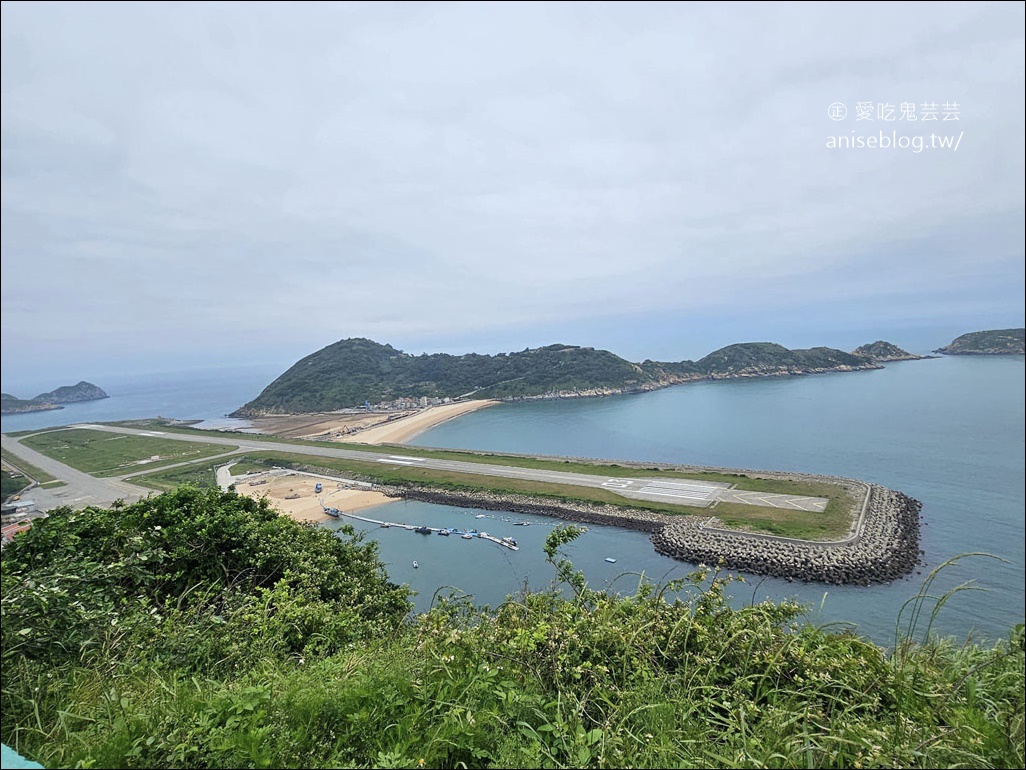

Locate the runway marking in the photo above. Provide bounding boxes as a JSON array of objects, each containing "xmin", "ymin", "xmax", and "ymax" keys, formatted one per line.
[
  {"xmin": 637, "ymin": 487, "xmax": 713, "ymax": 500},
  {"xmin": 378, "ymin": 459, "xmax": 418, "ymax": 466},
  {"xmin": 389, "ymin": 455, "xmax": 426, "ymax": 462},
  {"xmin": 639, "ymin": 480, "xmax": 721, "ymax": 493}
]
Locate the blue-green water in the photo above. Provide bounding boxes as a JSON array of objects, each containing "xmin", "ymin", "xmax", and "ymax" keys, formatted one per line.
[
  {"xmin": 4, "ymin": 355, "xmax": 1022, "ymax": 645},
  {"xmin": 360, "ymin": 355, "xmax": 1022, "ymax": 645}
]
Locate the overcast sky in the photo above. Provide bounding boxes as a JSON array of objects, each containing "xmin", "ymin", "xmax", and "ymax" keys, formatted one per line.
[{"xmin": 2, "ymin": 1, "xmax": 1024, "ymax": 390}]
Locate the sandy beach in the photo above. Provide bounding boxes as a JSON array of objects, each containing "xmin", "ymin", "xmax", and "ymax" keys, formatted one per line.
[
  {"xmin": 338, "ymin": 400, "xmax": 498, "ymax": 444},
  {"xmin": 241, "ymin": 411, "xmax": 416, "ymax": 441},
  {"xmin": 231, "ymin": 470, "xmax": 393, "ymax": 523},
  {"xmin": 241, "ymin": 400, "xmax": 498, "ymax": 444}
]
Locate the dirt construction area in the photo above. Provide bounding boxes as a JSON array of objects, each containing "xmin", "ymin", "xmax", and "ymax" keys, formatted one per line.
[{"xmin": 230, "ymin": 469, "xmax": 393, "ymax": 523}]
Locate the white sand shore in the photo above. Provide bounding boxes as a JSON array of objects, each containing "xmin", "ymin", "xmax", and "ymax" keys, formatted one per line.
[{"xmin": 340, "ymin": 399, "xmax": 498, "ymax": 445}]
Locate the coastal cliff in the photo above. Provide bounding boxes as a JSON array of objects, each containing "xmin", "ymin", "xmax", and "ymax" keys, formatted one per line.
[
  {"xmin": 933, "ymin": 328, "xmax": 1025, "ymax": 355},
  {"xmin": 1, "ymin": 381, "xmax": 109, "ymax": 416},
  {"xmin": 233, "ymin": 338, "xmax": 883, "ymax": 416}
]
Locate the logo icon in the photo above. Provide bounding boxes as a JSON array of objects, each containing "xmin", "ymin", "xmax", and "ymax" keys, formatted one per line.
[{"xmin": 827, "ymin": 102, "xmax": 847, "ymax": 121}]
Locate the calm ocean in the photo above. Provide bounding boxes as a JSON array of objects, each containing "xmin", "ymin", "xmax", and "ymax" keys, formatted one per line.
[
  {"xmin": 402, "ymin": 355, "xmax": 1025, "ymax": 645},
  {"xmin": 3, "ymin": 356, "xmax": 1023, "ymax": 645}
]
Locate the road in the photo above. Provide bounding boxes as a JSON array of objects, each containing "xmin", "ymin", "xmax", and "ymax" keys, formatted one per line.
[{"xmin": 2, "ymin": 424, "xmax": 828, "ymax": 513}]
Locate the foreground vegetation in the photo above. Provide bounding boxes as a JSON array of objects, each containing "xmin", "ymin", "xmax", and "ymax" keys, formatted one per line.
[{"xmin": 2, "ymin": 488, "xmax": 1022, "ymax": 768}]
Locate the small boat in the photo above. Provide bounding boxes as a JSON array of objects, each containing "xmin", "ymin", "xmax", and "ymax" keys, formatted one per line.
[
  {"xmin": 380, "ymin": 523, "xmax": 391, "ymax": 528},
  {"xmin": 415, "ymin": 526, "xmax": 432, "ymax": 535},
  {"xmin": 604, "ymin": 557, "xmax": 617, "ymax": 564},
  {"xmin": 412, "ymin": 561, "xmax": 419, "ymax": 569},
  {"xmin": 502, "ymin": 536, "xmax": 518, "ymax": 547},
  {"xmin": 513, "ymin": 521, "xmax": 531, "ymax": 526},
  {"xmin": 437, "ymin": 529, "xmax": 450, "ymax": 536},
  {"xmin": 324, "ymin": 507, "xmax": 341, "ymax": 518},
  {"xmin": 461, "ymin": 533, "xmax": 474, "ymax": 540},
  {"xmin": 475, "ymin": 514, "xmax": 487, "ymax": 519}
]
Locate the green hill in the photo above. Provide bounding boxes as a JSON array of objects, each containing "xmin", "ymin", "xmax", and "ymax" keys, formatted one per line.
[
  {"xmin": 31, "ymin": 380, "xmax": 108, "ymax": 404},
  {"xmin": 1, "ymin": 381, "xmax": 108, "ymax": 416},
  {"xmin": 851, "ymin": 340, "xmax": 923, "ymax": 362},
  {"xmin": 693, "ymin": 342, "xmax": 870, "ymax": 376},
  {"xmin": 934, "ymin": 328, "xmax": 1025, "ymax": 355},
  {"xmin": 233, "ymin": 338, "xmax": 882, "ymax": 416},
  {"xmin": 1, "ymin": 393, "xmax": 63, "ymax": 415}
]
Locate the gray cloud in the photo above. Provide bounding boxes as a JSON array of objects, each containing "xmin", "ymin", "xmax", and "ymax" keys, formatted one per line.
[{"xmin": 2, "ymin": 1, "xmax": 1023, "ymax": 383}]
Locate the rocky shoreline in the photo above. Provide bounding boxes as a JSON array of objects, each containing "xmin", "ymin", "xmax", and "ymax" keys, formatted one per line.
[
  {"xmin": 372, "ymin": 475, "xmax": 923, "ymax": 587},
  {"xmin": 501, "ymin": 363, "xmax": 883, "ymax": 403},
  {"xmin": 651, "ymin": 485, "xmax": 922, "ymax": 586}
]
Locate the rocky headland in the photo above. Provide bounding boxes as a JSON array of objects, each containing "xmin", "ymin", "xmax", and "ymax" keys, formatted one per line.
[
  {"xmin": 1, "ymin": 381, "xmax": 109, "ymax": 416},
  {"xmin": 851, "ymin": 341, "xmax": 926, "ymax": 363},
  {"xmin": 934, "ymin": 328, "xmax": 1025, "ymax": 355}
]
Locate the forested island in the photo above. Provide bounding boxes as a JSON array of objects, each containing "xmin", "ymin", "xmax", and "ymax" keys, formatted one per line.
[
  {"xmin": 851, "ymin": 340, "xmax": 924, "ymax": 362},
  {"xmin": 0, "ymin": 381, "xmax": 108, "ymax": 415},
  {"xmin": 234, "ymin": 338, "xmax": 906, "ymax": 415},
  {"xmin": 934, "ymin": 327, "xmax": 1025, "ymax": 355}
]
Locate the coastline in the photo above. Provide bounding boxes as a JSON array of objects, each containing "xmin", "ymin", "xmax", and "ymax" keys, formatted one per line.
[
  {"xmin": 372, "ymin": 480, "xmax": 922, "ymax": 586},
  {"xmin": 338, "ymin": 400, "xmax": 499, "ymax": 445},
  {"xmin": 226, "ymin": 468, "xmax": 393, "ymax": 523}
]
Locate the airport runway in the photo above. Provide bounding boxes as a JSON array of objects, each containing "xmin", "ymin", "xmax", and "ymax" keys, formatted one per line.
[{"xmin": 3, "ymin": 425, "xmax": 828, "ymax": 513}]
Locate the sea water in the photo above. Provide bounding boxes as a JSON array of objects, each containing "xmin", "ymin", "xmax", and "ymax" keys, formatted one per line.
[
  {"xmin": 0, "ymin": 363, "xmax": 279, "ymax": 434},
  {"xmin": 399, "ymin": 355, "xmax": 1025, "ymax": 644},
  {"xmin": 4, "ymin": 355, "xmax": 1022, "ymax": 644}
]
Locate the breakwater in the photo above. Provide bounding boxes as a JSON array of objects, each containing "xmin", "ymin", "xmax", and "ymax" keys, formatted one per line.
[
  {"xmin": 652, "ymin": 485, "xmax": 922, "ymax": 585},
  {"xmin": 377, "ymin": 482, "xmax": 922, "ymax": 586}
]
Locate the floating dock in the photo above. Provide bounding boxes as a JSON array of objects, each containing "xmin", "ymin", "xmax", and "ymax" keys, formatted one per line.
[{"xmin": 324, "ymin": 508, "xmax": 519, "ymax": 550}]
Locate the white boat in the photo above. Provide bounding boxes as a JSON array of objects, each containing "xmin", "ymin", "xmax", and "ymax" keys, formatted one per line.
[
  {"xmin": 604, "ymin": 557, "xmax": 617, "ymax": 563},
  {"xmin": 412, "ymin": 560, "xmax": 419, "ymax": 569}
]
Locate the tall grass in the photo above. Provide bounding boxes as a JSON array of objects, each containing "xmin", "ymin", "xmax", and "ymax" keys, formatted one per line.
[{"xmin": 2, "ymin": 514, "xmax": 1023, "ymax": 769}]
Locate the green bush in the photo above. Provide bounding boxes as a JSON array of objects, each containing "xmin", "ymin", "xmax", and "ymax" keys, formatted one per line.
[{"xmin": 1, "ymin": 508, "xmax": 1022, "ymax": 769}]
